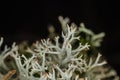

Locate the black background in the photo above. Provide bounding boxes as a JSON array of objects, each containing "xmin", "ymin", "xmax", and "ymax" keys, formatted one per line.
[{"xmin": 0, "ymin": 0, "xmax": 120, "ymax": 75}]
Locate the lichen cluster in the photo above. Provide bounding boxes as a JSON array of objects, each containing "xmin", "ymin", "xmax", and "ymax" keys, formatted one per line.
[{"xmin": 0, "ymin": 16, "xmax": 119, "ymax": 80}]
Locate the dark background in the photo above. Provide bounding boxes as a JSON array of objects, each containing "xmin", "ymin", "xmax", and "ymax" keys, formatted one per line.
[{"xmin": 0, "ymin": 0, "xmax": 120, "ymax": 75}]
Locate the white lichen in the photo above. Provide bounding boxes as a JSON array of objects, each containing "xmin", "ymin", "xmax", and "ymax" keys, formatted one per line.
[{"xmin": 0, "ymin": 16, "xmax": 119, "ymax": 80}]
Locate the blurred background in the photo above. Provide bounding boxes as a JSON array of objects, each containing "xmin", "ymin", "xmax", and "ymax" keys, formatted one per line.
[{"xmin": 0, "ymin": 0, "xmax": 120, "ymax": 75}]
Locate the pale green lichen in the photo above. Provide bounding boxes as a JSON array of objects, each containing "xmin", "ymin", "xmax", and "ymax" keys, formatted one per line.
[{"xmin": 0, "ymin": 16, "xmax": 119, "ymax": 80}]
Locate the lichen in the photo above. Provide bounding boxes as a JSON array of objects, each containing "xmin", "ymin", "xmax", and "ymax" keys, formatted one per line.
[{"xmin": 0, "ymin": 16, "xmax": 119, "ymax": 80}]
